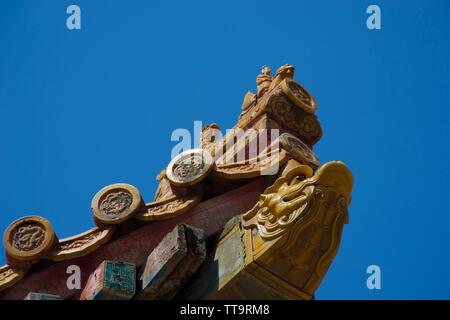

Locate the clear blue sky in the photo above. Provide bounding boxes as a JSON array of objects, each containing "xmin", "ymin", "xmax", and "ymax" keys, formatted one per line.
[{"xmin": 0, "ymin": 1, "xmax": 449, "ymax": 299}]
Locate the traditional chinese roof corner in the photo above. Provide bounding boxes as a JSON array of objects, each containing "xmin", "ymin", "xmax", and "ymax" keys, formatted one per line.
[{"xmin": 0, "ymin": 64, "xmax": 353, "ymax": 300}]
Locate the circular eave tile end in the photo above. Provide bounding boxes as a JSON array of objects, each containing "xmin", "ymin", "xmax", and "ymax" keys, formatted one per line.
[
  {"xmin": 281, "ymin": 78, "xmax": 317, "ymax": 114},
  {"xmin": 166, "ymin": 149, "xmax": 214, "ymax": 187},
  {"xmin": 279, "ymin": 133, "xmax": 320, "ymax": 168},
  {"xmin": 3, "ymin": 216, "xmax": 56, "ymax": 261},
  {"xmin": 92, "ymin": 183, "xmax": 142, "ymax": 225}
]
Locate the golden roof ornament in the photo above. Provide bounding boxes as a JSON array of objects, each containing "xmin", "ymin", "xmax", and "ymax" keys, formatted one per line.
[
  {"xmin": 269, "ymin": 64, "xmax": 295, "ymax": 91},
  {"xmin": 256, "ymin": 65, "xmax": 273, "ymax": 98}
]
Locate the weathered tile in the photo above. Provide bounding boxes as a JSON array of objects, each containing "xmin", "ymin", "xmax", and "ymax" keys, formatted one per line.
[
  {"xmin": 24, "ymin": 292, "xmax": 63, "ymax": 300},
  {"xmin": 139, "ymin": 224, "xmax": 206, "ymax": 299},
  {"xmin": 80, "ymin": 260, "xmax": 135, "ymax": 300}
]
